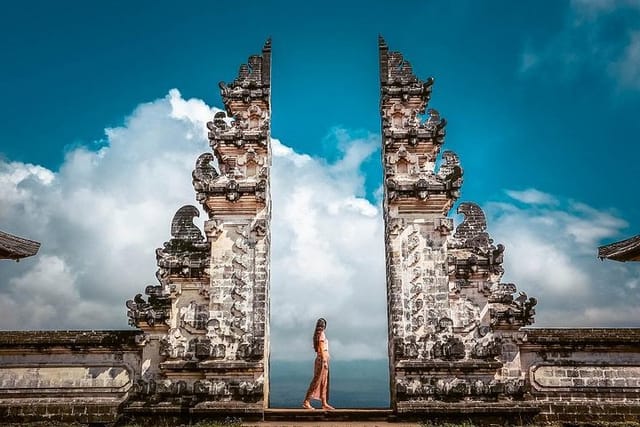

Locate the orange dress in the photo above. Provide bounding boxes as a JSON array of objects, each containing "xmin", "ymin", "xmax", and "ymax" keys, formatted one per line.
[{"xmin": 305, "ymin": 331, "xmax": 330, "ymax": 402}]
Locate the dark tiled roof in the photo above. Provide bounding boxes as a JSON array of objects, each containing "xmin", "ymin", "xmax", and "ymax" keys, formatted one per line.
[
  {"xmin": 0, "ymin": 230, "xmax": 41, "ymax": 260},
  {"xmin": 598, "ymin": 234, "xmax": 640, "ymax": 262}
]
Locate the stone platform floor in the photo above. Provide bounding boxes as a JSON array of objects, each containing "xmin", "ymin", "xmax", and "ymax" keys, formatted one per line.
[
  {"xmin": 248, "ymin": 422, "xmax": 419, "ymax": 426},
  {"xmin": 245, "ymin": 409, "xmax": 418, "ymax": 426},
  {"xmin": 238, "ymin": 408, "xmax": 419, "ymax": 427}
]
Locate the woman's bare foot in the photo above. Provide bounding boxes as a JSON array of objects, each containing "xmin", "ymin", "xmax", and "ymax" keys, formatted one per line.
[
  {"xmin": 302, "ymin": 401, "xmax": 315, "ymax": 410},
  {"xmin": 322, "ymin": 403, "xmax": 335, "ymax": 410}
]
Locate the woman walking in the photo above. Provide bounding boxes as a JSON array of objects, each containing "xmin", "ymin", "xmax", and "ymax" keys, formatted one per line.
[{"xmin": 302, "ymin": 318, "xmax": 334, "ymax": 410}]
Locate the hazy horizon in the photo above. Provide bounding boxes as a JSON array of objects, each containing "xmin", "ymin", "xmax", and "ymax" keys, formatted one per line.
[{"xmin": 269, "ymin": 359, "xmax": 390, "ymax": 408}]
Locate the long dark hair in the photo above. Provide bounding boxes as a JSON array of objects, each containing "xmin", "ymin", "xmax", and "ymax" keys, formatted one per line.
[{"xmin": 312, "ymin": 318, "xmax": 327, "ymax": 352}]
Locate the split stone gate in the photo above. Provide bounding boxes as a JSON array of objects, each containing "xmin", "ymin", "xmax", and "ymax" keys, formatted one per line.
[{"xmin": 1, "ymin": 39, "xmax": 640, "ymax": 425}]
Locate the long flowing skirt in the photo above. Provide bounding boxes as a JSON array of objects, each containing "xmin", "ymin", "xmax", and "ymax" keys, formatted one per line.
[{"xmin": 305, "ymin": 355, "xmax": 329, "ymax": 402}]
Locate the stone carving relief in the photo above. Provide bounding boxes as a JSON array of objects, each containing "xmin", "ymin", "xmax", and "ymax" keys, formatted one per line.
[
  {"xmin": 135, "ymin": 376, "xmax": 264, "ymax": 404},
  {"xmin": 156, "ymin": 205, "xmax": 209, "ymax": 280},
  {"xmin": 126, "ymin": 205, "xmax": 209, "ymax": 329},
  {"xmin": 450, "ymin": 202, "xmax": 537, "ymax": 329},
  {"xmin": 206, "ymin": 109, "xmax": 269, "ymax": 151},
  {"xmin": 204, "ymin": 220, "xmax": 267, "ymax": 363}
]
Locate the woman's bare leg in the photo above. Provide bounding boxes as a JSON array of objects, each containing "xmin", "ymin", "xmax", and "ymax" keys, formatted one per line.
[{"xmin": 321, "ymin": 381, "xmax": 334, "ymax": 409}]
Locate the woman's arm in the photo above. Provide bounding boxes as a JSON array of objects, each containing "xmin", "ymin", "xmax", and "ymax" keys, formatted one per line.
[{"xmin": 319, "ymin": 332, "xmax": 329, "ymax": 364}]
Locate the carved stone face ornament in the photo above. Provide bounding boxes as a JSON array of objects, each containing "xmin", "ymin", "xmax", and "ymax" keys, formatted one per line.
[
  {"xmin": 225, "ymin": 180, "xmax": 240, "ymax": 201},
  {"xmin": 415, "ymin": 178, "xmax": 429, "ymax": 200}
]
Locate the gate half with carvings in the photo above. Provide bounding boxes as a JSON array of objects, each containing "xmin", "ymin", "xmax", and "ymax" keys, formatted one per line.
[
  {"xmin": 126, "ymin": 40, "xmax": 273, "ymax": 413},
  {"xmin": 378, "ymin": 36, "xmax": 537, "ymax": 413}
]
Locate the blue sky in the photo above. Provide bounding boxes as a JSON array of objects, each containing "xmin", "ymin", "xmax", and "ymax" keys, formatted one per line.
[
  {"xmin": 3, "ymin": 0, "xmax": 638, "ymax": 217},
  {"xmin": 1, "ymin": 0, "xmax": 640, "ymax": 361}
]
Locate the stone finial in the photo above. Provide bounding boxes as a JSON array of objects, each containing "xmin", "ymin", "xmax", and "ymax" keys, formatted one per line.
[
  {"xmin": 454, "ymin": 202, "xmax": 488, "ymax": 242},
  {"xmin": 171, "ymin": 205, "xmax": 204, "ymax": 242},
  {"xmin": 126, "ymin": 205, "xmax": 209, "ymax": 328},
  {"xmin": 217, "ymin": 38, "xmax": 271, "ymax": 111},
  {"xmin": 379, "ymin": 35, "xmax": 434, "ymax": 105}
]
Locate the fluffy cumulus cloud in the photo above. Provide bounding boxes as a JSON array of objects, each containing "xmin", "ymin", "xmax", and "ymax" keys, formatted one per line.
[
  {"xmin": 520, "ymin": 0, "xmax": 640, "ymax": 90},
  {"xmin": 0, "ymin": 90, "xmax": 216, "ymax": 330},
  {"xmin": 0, "ymin": 89, "xmax": 387, "ymax": 360},
  {"xmin": 485, "ymin": 189, "xmax": 640, "ymax": 327},
  {"xmin": 270, "ymin": 132, "xmax": 386, "ymax": 361},
  {"xmin": 1, "ymin": 90, "xmax": 639, "ymax": 363}
]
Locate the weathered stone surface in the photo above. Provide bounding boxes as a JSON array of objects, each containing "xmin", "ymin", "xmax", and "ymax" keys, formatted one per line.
[
  {"xmin": 0, "ymin": 330, "xmax": 141, "ymax": 423},
  {"xmin": 532, "ymin": 366, "xmax": 640, "ymax": 389},
  {"xmin": 519, "ymin": 328, "xmax": 640, "ymax": 424},
  {"xmin": 124, "ymin": 39, "xmax": 272, "ymax": 414},
  {"xmin": 379, "ymin": 37, "xmax": 640, "ymax": 424},
  {"xmin": 380, "ymin": 36, "xmax": 537, "ymax": 409},
  {"xmin": 0, "ymin": 366, "xmax": 131, "ymax": 390}
]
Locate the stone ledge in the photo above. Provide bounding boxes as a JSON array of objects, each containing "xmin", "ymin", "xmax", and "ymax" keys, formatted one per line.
[
  {"xmin": 124, "ymin": 400, "xmax": 264, "ymax": 418},
  {"xmin": 198, "ymin": 360, "xmax": 264, "ymax": 371},
  {"xmin": 397, "ymin": 360, "xmax": 503, "ymax": 372},
  {"xmin": 522, "ymin": 328, "xmax": 640, "ymax": 348},
  {"xmin": 536, "ymin": 402, "xmax": 640, "ymax": 424},
  {"xmin": 395, "ymin": 401, "xmax": 540, "ymax": 414},
  {"xmin": 264, "ymin": 408, "xmax": 392, "ymax": 422},
  {"xmin": 159, "ymin": 360, "xmax": 264, "ymax": 372},
  {"xmin": 392, "ymin": 402, "xmax": 540, "ymax": 426},
  {"xmin": 0, "ymin": 330, "xmax": 142, "ymax": 349},
  {"xmin": 0, "ymin": 397, "xmax": 125, "ymax": 423}
]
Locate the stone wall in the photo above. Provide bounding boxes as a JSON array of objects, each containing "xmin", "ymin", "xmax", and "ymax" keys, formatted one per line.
[
  {"xmin": 0, "ymin": 330, "xmax": 142, "ymax": 424},
  {"xmin": 522, "ymin": 328, "xmax": 640, "ymax": 424}
]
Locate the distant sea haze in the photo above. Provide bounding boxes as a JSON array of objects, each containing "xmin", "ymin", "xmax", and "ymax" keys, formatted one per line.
[{"xmin": 269, "ymin": 359, "xmax": 390, "ymax": 408}]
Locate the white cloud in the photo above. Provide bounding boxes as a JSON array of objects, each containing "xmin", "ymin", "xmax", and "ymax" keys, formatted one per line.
[
  {"xmin": 610, "ymin": 30, "xmax": 640, "ymax": 89},
  {"xmin": 270, "ymin": 133, "xmax": 386, "ymax": 360},
  {"xmin": 168, "ymin": 88, "xmax": 215, "ymax": 139},
  {"xmin": 571, "ymin": 0, "xmax": 618, "ymax": 17},
  {"xmin": 521, "ymin": 1, "xmax": 640, "ymax": 90},
  {"xmin": 571, "ymin": 0, "xmax": 637, "ymax": 18},
  {"xmin": 0, "ymin": 255, "xmax": 75, "ymax": 329},
  {"xmin": 0, "ymin": 90, "xmax": 387, "ymax": 361},
  {"xmin": 519, "ymin": 51, "xmax": 540, "ymax": 74},
  {"xmin": 505, "ymin": 188, "xmax": 558, "ymax": 205},
  {"xmin": 0, "ymin": 90, "xmax": 216, "ymax": 330},
  {"xmin": 486, "ymin": 196, "xmax": 640, "ymax": 327}
]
